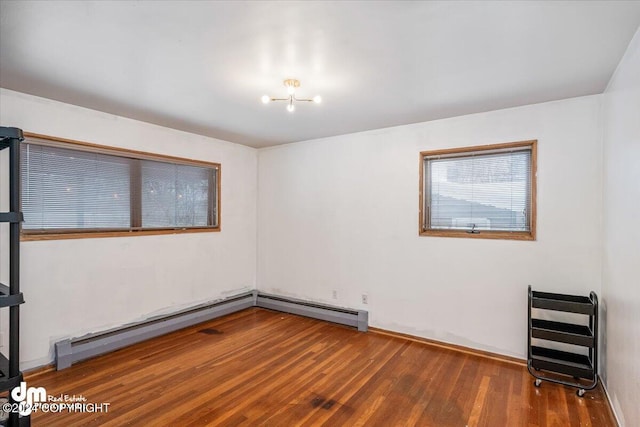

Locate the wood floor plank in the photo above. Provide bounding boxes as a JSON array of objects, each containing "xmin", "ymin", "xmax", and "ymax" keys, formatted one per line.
[
  {"xmin": 467, "ymin": 375, "xmax": 491, "ymax": 427},
  {"xmin": 19, "ymin": 308, "xmax": 615, "ymax": 426}
]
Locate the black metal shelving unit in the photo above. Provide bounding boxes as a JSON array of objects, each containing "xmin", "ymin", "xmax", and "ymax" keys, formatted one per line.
[
  {"xmin": 0, "ymin": 127, "xmax": 29, "ymax": 426},
  {"xmin": 527, "ymin": 285, "xmax": 598, "ymax": 397}
]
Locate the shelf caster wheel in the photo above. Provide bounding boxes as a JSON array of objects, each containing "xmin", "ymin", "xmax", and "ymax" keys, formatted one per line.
[
  {"xmin": 577, "ymin": 389, "xmax": 585, "ymax": 397},
  {"xmin": 534, "ymin": 379, "xmax": 542, "ymax": 387}
]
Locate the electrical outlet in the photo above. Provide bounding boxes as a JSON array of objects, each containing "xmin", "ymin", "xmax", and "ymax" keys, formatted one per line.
[
  {"xmin": 332, "ymin": 290, "xmax": 337, "ymax": 299},
  {"xmin": 362, "ymin": 294, "xmax": 368, "ymax": 305}
]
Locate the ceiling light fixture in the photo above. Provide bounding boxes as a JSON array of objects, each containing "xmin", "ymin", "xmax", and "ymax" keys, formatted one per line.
[{"xmin": 261, "ymin": 79, "xmax": 321, "ymax": 113}]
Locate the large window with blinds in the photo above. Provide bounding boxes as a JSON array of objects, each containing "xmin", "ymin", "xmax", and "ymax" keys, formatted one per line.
[
  {"xmin": 20, "ymin": 135, "xmax": 220, "ymax": 239},
  {"xmin": 419, "ymin": 140, "xmax": 536, "ymax": 240}
]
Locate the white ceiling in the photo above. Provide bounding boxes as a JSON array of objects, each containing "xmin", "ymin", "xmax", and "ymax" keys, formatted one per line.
[{"xmin": 1, "ymin": 1, "xmax": 639, "ymax": 148}]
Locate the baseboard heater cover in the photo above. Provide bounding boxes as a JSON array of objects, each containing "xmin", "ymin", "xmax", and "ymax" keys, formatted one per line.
[
  {"xmin": 255, "ymin": 293, "xmax": 368, "ymax": 332},
  {"xmin": 55, "ymin": 292, "xmax": 255, "ymax": 370},
  {"xmin": 54, "ymin": 291, "xmax": 368, "ymax": 370}
]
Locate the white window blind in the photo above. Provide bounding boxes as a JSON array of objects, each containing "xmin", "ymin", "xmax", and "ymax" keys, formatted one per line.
[
  {"xmin": 20, "ymin": 140, "xmax": 219, "ymax": 234},
  {"xmin": 141, "ymin": 160, "xmax": 212, "ymax": 228},
  {"xmin": 21, "ymin": 144, "xmax": 132, "ymax": 230},
  {"xmin": 425, "ymin": 148, "xmax": 532, "ymax": 232}
]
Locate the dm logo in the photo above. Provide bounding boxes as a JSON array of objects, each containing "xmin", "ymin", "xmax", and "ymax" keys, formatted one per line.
[{"xmin": 11, "ymin": 382, "xmax": 46, "ymax": 416}]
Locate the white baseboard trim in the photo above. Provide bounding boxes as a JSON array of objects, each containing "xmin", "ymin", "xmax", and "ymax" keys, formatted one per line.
[{"xmin": 600, "ymin": 377, "xmax": 623, "ymax": 427}]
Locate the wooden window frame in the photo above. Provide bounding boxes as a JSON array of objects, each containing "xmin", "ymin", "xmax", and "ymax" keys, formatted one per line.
[
  {"xmin": 20, "ymin": 132, "xmax": 221, "ymax": 241},
  {"xmin": 419, "ymin": 140, "xmax": 537, "ymax": 241}
]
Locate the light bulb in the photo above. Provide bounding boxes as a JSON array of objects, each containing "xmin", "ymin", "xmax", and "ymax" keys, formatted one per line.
[
  {"xmin": 313, "ymin": 95, "xmax": 322, "ymax": 104},
  {"xmin": 287, "ymin": 85, "xmax": 295, "ymax": 95},
  {"xmin": 287, "ymin": 104, "xmax": 295, "ymax": 113},
  {"xmin": 261, "ymin": 95, "xmax": 271, "ymax": 104}
]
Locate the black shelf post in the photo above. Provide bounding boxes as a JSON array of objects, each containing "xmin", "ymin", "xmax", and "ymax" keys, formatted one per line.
[
  {"xmin": 0, "ymin": 127, "xmax": 29, "ymax": 426},
  {"xmin": 527, "ymin": 285, "xmax": 599, "ymax": 397}
]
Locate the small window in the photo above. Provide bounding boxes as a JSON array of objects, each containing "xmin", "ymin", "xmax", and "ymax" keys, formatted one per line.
[
  {"xmin": 419, "ymin": 140, "xmax": 536, "ymax": 240},
  {"xmin": 20, "ymin": 134, "xmax": 220, "ymax": 239}
]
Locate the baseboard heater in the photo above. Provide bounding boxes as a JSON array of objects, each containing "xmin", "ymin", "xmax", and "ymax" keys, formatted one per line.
[
  {"xmin": 256, "ymin": 292, "xmax": 368, "ymax": 332},
  {"xmin": 54, "ymin": 291, "xmax": 368, "ymax": 370},
  {"xmin": 54, "ymin": 292, "xmax": 256, "ymax": 370}
]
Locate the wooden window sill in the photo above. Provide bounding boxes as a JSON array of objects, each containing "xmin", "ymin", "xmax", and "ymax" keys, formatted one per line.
[
  {"xmin": 21, "ymin": 227, "xmax": 220, "ymax": 241},
  {"xmin": 419, "ymin": 229, "xmax": 535, "ymax": 241}
]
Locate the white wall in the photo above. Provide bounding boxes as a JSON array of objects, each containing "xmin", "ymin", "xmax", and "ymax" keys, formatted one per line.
[
  {"xmin": 601, "ymin": 28, "xmax": 640, "ymax": 427},
  {"xmin": 0, "ymin": 89, "xmax": 258, "ymax": 369},
  {"xmin": 258, "ymin": 95, "xmax": 603, "ymax": 359}
]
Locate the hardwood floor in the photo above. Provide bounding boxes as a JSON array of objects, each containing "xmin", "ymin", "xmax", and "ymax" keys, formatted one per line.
[{"xmin": 23, "ymin": 308, "xmax": 615, "ymax": 426}]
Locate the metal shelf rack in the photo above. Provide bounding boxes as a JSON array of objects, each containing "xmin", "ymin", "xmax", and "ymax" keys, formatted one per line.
[
  {"xmin": 527, "ymin": 285, "xmax": 598, "ymax": 397},
  {"xmin": 0, "ymin": 127, "xmax": 29, "ymax": 426}
]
